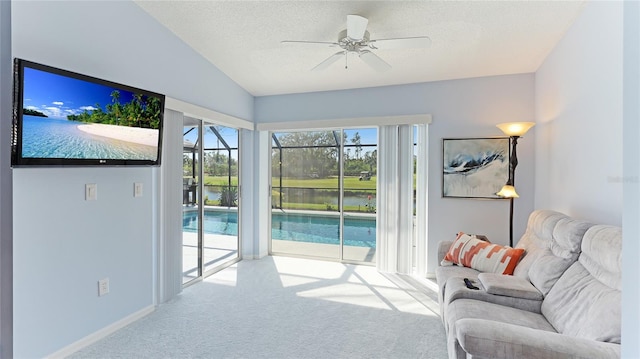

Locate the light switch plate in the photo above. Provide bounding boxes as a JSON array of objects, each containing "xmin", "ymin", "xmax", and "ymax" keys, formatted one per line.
[
  {"xmin": 98, "ymin": 278, "xmax": 109, "ymax": 296},
  {"xmin": 85, "ymin": 183, "xmax": 97, "ymax": 201},
  {"xmin": 134, "ymin": 182, "xmax": 143, "ymax": 197}
]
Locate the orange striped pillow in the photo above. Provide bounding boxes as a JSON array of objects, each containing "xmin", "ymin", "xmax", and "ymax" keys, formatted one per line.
[{"xmin": 442, "ymin": 232, "xmax": 524, "ymax": 275}]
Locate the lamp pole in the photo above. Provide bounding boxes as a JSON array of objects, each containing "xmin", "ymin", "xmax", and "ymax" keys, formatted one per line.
[
  {"xmin": 508, "ymin": 136, "xmax": 519, "ymax": 247},
  {"xmin": 509, "ymin": 197, "xmax": 514, "ymax": 247}
]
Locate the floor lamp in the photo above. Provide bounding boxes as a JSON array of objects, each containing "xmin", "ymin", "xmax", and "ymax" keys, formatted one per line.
[{"xmin": 496, "ymin": 122, "xmax": 535, "ymax": 247}]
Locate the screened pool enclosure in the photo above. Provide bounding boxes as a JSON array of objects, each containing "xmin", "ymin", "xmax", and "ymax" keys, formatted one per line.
[{"xmin": 182, "ymin": 123, "xmax": 426, "ymax": 282}]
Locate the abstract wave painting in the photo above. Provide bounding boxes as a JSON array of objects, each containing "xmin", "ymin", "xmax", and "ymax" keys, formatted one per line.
[{"xmin": 442, "ymin": 138, "xmax": 510, "ymax": 198}]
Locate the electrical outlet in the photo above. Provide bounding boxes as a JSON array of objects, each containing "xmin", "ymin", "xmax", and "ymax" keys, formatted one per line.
[{"xmin": 98, "ymin": 278, "xmax": 109, "ymax": 296}]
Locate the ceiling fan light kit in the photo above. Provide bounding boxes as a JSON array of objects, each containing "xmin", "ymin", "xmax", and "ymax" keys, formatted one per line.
[{"xmin": 282, "ymin": 14, "xmax": 431, "ymax": 72}]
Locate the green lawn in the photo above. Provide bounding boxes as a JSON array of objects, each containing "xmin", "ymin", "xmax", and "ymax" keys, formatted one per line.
[
  {"xmin": 274, "ymin": 176, "xmax": 377, "ymax": 189},
  {"xmin": 202, "ymin": 175, "xmax": 239, "ymax": 186},
  {"xmin": 201, "ymin": 175, "xmax": 377, "ymax": 189},
  {"xmin": 196, "ymin": 175, "xmax": 383, "ymax": 213}
]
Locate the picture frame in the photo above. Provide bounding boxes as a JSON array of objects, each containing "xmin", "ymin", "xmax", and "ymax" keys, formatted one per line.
[{"xmin": 442, "ymin": 137, "xmax": 511, "ymax": 199}]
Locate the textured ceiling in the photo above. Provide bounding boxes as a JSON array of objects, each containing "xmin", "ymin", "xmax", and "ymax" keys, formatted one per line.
[{"xmin": 135, "ymin": 1, "xmax": 586, "ymax": 97}]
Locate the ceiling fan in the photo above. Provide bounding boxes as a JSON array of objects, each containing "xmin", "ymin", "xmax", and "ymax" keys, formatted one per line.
[{"xmin": 281, "ymin": 14, "xmax": 431, "ymax": 72}]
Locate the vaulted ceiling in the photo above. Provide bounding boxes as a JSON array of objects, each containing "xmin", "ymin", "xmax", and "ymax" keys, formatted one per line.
[{"xmin": 135, "ymin": 1, "xmax": 586, "ymax": 97}]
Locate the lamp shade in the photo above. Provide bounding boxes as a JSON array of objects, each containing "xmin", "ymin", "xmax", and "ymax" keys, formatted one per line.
[
  {"xmin": 496, "ymin": 185, "xmax": 519, "ymax": 198},
  {"xmin": 496, "ymin": 122, "xmax": 535, "ymax": 137}
]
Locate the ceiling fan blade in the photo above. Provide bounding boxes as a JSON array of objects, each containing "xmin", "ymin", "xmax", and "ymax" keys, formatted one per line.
[
  {"xmin": 369, "ymin": 36, "xmax": 432, "ymax": 50},
  {"xmin": 281, "ymin": 40, "xmax": 339, "ymax": 47},
  {"xmin": 311, "ymin": 51, "xmax": 345, "ymax": 71},
  {"xmin": 347, "ymin": 15, "xmax": 368, "ymax": 41},
  {"xmin": 359, "ymin": 50, "xmax": 391, "ymax": 72}
]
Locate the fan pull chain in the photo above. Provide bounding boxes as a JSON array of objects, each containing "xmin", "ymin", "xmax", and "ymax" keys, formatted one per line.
[{"xmin": 345, "ymin": 52, "xmax": 348, "ymax": 69}]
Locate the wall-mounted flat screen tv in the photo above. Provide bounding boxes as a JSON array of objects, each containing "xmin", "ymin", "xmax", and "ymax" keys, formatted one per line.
[{"xmin": 12, "ymin": 58, "xmax": 164, "ymax": 167}]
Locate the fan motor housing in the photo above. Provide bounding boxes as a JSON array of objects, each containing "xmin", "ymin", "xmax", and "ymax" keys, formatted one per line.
[{"xmin": 338, "ymin": 29, "xmax": 370, "ymax": 52}]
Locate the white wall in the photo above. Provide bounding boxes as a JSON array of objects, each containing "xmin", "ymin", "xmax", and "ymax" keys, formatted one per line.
[
  {"xmin": 255, "ymin": 74, "xmax": 536, "ymax": 274},
  {"xmin": 535, "ymin": 1, "xmax": 634, "ymax": 357},
  {"xmin": 534, "ymin": 1, "xmax": 623, "ymax": 225},
  {"xmin": 622, "ymin": 1, "xmax": 640, "ymax": 357},
  {"xmin": 11, "ymin": 1, "xmax": 254, "ymax": 357},
  {"xmin": 0, "ymin": 1, "xmax": 12, "ymax": 357},
  {"xmin": 13, "ymin": 168, "xmax": 155, "ymax": 357}
]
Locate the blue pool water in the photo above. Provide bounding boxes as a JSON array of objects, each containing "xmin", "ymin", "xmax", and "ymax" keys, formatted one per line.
[{"xmin": 183, "ymin": 210, "xmax": 376, "ymax": 248}]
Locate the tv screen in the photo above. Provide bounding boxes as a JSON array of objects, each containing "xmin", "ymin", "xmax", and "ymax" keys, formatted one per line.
[{"xmin": 12, "ymin": 58, "xmax": 164, "ymax": 167}]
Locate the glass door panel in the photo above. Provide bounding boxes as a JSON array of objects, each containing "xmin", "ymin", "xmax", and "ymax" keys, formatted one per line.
[
  {"xmin": 202, "ymin": 125, "xmax": 240, "ymax": 274},
  {"xmin": 271, "ymin": 130, "xmax": 340, "ymax": 260},
  {"xmin": 182, "ymin": 120, "xmax": 201, "ymax": 284},
  {"xmin": 342, "ymin": 128, "xmax": 377, "ymax": 263}
]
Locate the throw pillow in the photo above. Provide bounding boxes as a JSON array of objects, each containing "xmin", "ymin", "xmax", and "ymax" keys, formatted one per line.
[{"xmin": 441, "ymin": 232, "xmax": 525, "ymax": 275}]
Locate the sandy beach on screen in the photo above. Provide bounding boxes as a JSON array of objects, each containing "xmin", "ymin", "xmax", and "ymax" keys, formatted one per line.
[{"xmin": 77, "ymin": 123, "xmax": 158, "ymax": 147}]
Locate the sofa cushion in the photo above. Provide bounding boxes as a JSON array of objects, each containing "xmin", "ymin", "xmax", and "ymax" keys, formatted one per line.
[
  {"xmin": 435, "ymin": 265, "xmax": 482, "ymax": 294},
  {"xmin": 541, "ymin": 225, "xmax": 622, "ymax": 344},
  {"xmin": 442, "ymin": 276, "xmax": 543, "ymax": 334},
  {"xmin": 446, "ymin": 299, "xmax": 557, "ymax": 359},
  {"xmin": 442, "ymin": 233, "xmax": 524, "ymax": 275},
  {"xmin": 477, "ymin": 273, "xmax": 543, "ymax": 300},
  {"xmin": 455, "ymin": 318, "xmax": 621, "ymax": 359},
  {"xmin": 447, "ymin": 299, "xmax": 556, "ymax": 334},
  {"xmin": 435, "ymin": 265, "xmax": 483, "ymax": 321},
  {"xmin": 513, "ymin": 211, "xmax": 593, "ymax": 295},
  {"xmin": 512, "ymin": 210, "xmax": 567, "ymax": 278}
]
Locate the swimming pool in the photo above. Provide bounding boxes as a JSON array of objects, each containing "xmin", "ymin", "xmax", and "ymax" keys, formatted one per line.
[{"xmin": 183, "ymin": 210, "xmax": 376, "ymax": 248}]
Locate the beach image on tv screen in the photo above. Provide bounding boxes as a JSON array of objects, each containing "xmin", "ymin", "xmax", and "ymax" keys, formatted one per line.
[{"xmin": 20, "ymin": 66, "xmax": 161, "ymax": 160}]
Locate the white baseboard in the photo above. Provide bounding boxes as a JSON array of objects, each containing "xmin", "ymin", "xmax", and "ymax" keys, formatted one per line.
[
  {"xmin": 425, "ymin": 272, "xmax": 436, "ymax": 280},
  {"xmin": 47, "ymin": 305, "xmax": 155, "ymax": 359},
  {"xmin": 414, "ymin": 275, "xmax": 439, "ymax": 292}
]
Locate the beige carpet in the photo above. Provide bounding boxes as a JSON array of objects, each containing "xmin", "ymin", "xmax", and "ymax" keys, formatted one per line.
[{"xmin": 70, "ymin": 256, "xmax": 447, "ymax": 359}]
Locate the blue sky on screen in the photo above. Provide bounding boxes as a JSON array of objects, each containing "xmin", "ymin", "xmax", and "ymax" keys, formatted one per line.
[
  {"xmin": 183, "ymin": 125, "xmax": 239, "ymax": 148},
  {"xmin": 204, "ymin": 125, "xmax": 239, "ymax": 148},
  {"xmin": 23, "ymin": 67, "xmax": 135, "ymax": 120},
  {"xmin": 183, "ymin": 127, "xmax": 377, "ymax": 151},
  {"xmin": 182, "ymin": 127, "xmax": 378, "ymax": 163},
  {"xmin": 343, "ymin": 128, "xmax": 377, "ymax": 145}
]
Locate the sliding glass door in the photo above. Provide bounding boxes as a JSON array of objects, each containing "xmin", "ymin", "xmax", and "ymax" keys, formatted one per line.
[
  {"xmin": 182, "ymin": 117, "xmax": 240, "ymax": 285},
  {"xmin": 270, "ymin": 128, "xmax": 377, "ymax": 264}
]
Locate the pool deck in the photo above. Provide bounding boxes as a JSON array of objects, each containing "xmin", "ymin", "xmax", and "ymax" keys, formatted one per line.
[
  {"xmin": 183, "ymin": 232, "xmax": 239, "ymax": 283},
  {"xmin": 182, "ymin": 205, "xmax": 377, "ymax": 281},
  {"xmin": 272, "ymin": 239, "xmax": 375, "ymax": 263},
  {"xmin": 183, "ymin": 232, "xmax": 376, "ymax": 283}
]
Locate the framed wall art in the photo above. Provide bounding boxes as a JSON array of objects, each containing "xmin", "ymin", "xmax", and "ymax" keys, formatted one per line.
[{"xmin": 442, "ymin": 137, "xmax": 510, "ymax": 199}]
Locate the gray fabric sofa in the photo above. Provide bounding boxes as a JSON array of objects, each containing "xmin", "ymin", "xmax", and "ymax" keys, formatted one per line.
[
  {"xmin": 435, "ymin": 210, "xmax": 622, "ymax": 359},
  {"xmin": 436, "ymin": 210, "xmax": 593, "ymax": 323}
]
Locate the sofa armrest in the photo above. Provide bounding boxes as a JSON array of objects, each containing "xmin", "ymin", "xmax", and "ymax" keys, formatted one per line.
[
  {"xmin": 438, "ymin": 240, "xmax": 454, "ymax": 265},
  {"xmin": 477, "ymin": 273, "xmax": 543, "ymax": 300},
  {"xmin": 456, "ymin": 318, "xmax": 620, "ymax": 359}
]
